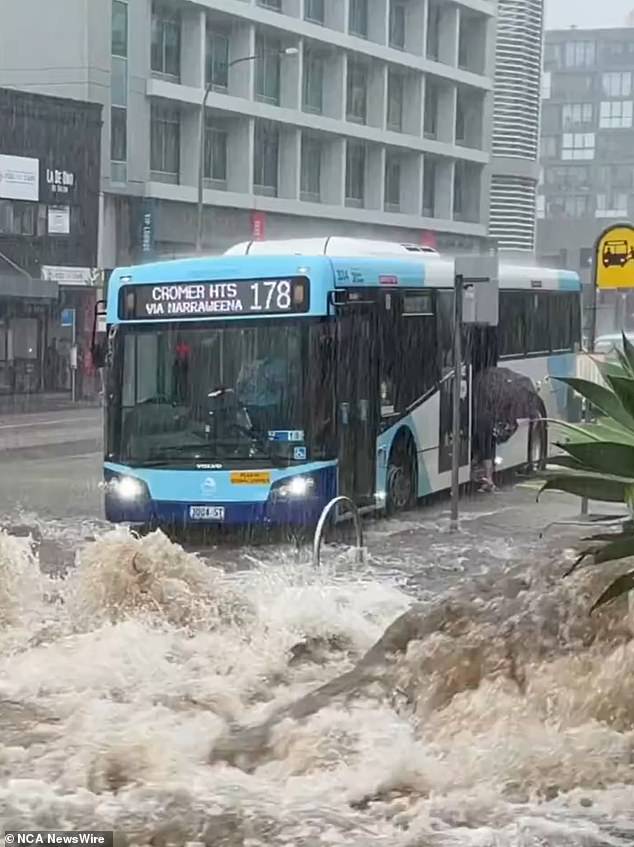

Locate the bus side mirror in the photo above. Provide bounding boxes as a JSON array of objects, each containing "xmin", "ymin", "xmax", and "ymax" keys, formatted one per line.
[{"xmin": 91, "ymin": 299, "xmax": 107, "ymax": 368}]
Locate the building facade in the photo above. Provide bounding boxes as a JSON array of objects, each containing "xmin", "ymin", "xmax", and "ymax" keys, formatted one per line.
[
  {"xmin": 0, "ymin": 88, "xmax": 102, "ymax": 396},
  {"xmin": 538, "ymin": 27, "xmax": 634, "ymax": 331},
  {"xmin": 0, "ymin": 0, "xmax": 497, "ymax": 266},
  {"xmin": 488, "ymin": 0, "xmax": 544, "ymax": 254}
]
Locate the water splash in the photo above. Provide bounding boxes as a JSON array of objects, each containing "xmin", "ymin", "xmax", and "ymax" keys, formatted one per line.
[{"xmin": 0, "ymin": 525, "xmax": 632, "ymax": 845}]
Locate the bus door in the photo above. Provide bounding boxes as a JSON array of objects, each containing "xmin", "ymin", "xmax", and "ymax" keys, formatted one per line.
[{"xmin": 336, "ymin": 305, "xmax": 378, "ymax": 505}]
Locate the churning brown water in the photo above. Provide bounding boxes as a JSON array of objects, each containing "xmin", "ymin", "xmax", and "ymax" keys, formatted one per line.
[{"xmin": 0, "ymin": 525, "xmax": 633, "ymax": 846}]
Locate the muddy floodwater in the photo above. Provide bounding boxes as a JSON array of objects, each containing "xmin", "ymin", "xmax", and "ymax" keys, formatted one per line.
[{"xmin": 0, "ymin": 515, "xmax": 633, "ymax": 847}]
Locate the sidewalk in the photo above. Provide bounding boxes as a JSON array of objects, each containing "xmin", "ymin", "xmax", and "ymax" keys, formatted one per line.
[{"xmin": 0, "ymin": 392, "xmax": 100, "ymax": 416}]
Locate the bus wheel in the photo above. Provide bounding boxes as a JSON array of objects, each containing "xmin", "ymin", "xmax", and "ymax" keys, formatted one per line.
[
  {"xmin": 386, "ymin": 439, "xmax": 417, "ymax": 514},
  {"xmin": 527, "ymin": 420, "xmax": 548, "ymax": 472}
]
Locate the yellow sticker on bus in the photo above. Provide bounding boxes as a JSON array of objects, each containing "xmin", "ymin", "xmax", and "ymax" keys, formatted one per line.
[{"xmin": 230, "ymin": 471, "xmax": 272, "ymax": 485}]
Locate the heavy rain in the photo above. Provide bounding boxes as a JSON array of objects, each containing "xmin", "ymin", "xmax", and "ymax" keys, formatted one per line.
[{"xmin": 1, "ymin": 0, "xmax": 634, "ymax": 845}]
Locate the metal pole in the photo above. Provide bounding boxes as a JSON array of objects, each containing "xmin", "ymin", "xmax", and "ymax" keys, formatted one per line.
[
  {"xmin": 195, "ymin": 84, "xmax": 212, "ymax": 254},
  {"xmin": 450, "ymin": 274, "xmax": 464, "ymax": 532},
  {"xmin": 581, "ymin": 245, "xmax": 600, "ymax": 516},
  {"xmin": 71, "ymin": 311, "xmax": 76, "ymax": 404}
]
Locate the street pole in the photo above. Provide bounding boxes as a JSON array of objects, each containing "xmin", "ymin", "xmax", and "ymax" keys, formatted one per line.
[
  {"xmin": 581, "ymin": 238, "xmax": 600, "ymax": 516},
  {"xmin": 450, "ymin": 273, "xmax": 464, "ymax": 532},
  {"xmin": 195, "ymin": 83, "xmax": 212, "ymax": 254}
]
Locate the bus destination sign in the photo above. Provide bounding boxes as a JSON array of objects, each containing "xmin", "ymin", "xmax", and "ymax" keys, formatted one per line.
[{"xmin": 120, "ymin": 277, "xmax": 309, "ymax": 319}]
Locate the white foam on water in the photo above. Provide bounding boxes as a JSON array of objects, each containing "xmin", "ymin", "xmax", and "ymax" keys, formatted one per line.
[{"xmin": 0, "ymin": 526, "xmax": 632, "ymax": 846}]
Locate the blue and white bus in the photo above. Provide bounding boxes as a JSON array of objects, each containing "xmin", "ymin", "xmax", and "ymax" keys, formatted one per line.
[{"xmin": 96, "ymin": 237, "xmax": 582, "ymax": 529}]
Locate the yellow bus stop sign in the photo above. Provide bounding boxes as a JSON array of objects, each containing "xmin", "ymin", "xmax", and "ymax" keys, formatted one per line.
[{"xmin": 595, "ymin": 224, "xmax": 634, "ymax": 289}]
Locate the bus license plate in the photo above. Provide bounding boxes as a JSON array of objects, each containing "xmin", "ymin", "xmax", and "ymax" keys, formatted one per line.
[{"xmin": 188, "ymin": 505, "xmax": 225, "ymax": 521}]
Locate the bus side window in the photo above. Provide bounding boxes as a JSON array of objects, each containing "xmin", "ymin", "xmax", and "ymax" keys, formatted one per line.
[
  {"xmin": 379, "ymin": 292, "xmax": 399, "ymax": 416},
  {"xmin": 437, "ymin": 290, "xmax": 454, "ymax": 375},
  {"xmin": 397, "ymin": 293, "xmax": 439, "ymax": 409},
  {"xmin": 499, "ymin": 292, "xmax": 527, "ymax": 358}
]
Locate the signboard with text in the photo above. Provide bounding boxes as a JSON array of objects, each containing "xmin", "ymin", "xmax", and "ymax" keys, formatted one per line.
[
  {"xmin": 119, "ymin": 277, "xmax": 310, "ymax": 320},
  {"xmin": 595, "ymin": 223, "xmax": 634, "ymax": 290},
  {"xmin": 0, "ymin": 154, "xmax": 39, "ymax": 201}
]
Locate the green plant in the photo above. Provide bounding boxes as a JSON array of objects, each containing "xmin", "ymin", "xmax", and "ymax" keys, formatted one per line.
[{"xmin": 539, "ymin": 333, "xmax": 634, "ymax": 613}]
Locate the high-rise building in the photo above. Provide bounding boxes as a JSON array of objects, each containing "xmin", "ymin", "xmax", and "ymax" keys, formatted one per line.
[
  {"xmin": 489, "ymin": 0, "xmax": 544, "ymax": 254},
  {"xmin": 0, "ymin": 0, "xmax": 498, "ymax": 266},
  {"xmin": 537, "ymin": 26, "xmax": 634, "ymax": 330}
]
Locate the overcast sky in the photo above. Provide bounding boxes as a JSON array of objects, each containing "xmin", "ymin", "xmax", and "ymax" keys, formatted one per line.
[{"xmin": 545, "ymin": 0, "xmax": 633, "ymax": 29}]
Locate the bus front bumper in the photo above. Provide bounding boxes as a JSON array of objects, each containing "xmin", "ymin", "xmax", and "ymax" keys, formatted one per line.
[{"xmin": 103, "ymin": 465, "xmax": 337, "ymax": 528}]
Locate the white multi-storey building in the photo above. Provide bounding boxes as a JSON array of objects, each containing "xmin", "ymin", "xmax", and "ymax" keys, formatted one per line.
[
  {"xmin": 488, "ymin": 0, "xmax": 544, "ymax": 253},
  {"xmin": 1, "ymin": 0, "xmax": 498, "ymax": 266}
]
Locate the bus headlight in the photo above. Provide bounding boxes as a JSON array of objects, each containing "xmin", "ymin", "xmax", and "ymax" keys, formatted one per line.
[
  {"xmin": 271, "ymin": 475, "xmax": 316, "ymax": 500},
  {"xmin": 108, "ymin": 475, "xmax": 148, "ymax": 501}
]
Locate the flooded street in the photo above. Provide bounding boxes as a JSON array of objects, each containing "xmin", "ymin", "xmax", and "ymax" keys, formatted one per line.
[{"xmin": 0, "ymin": 410, "xmax": 633, "ymax": 845}]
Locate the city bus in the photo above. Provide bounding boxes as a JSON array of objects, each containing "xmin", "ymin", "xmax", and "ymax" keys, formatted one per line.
[{"xmin": 95, "ymin": 238, "xmax": 582, "ymax": 529}]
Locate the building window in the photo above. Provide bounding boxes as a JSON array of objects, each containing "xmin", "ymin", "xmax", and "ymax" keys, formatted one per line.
[
  {"xmin": 384, "ymin": 154, "xmax": 400, "ymax": 210},
  {"xmin": 542, "ymin": 71, "xmax": 551, "ymax": 100},
  {"xmin": 0, "ymin": 200, "xmax": 36, "ymax": 236},
  {"xmin": 300, "ymin": 134, "xmax": 321, "ymax": 200},
  {"xmin": 112, "ymin": 0, "xmax": 128, "ymax": 58},
  {"xmin": 111, "ymin": 0, "xmax": 128, "ymax": 180},
  {"xmin": 426, "ymin": 1, "xmax": 440, "ymax": 60},
  {"xmin": 455, "ymin": 96, "xmax": 465, "ymax": 143},
  {"xmin": 596, "ymin": 191, "xmax": 628, "ymax": 218},
  {"xmin": 255, "ymin": 35, "xmax": 281, "ymax": 104},
  {"xmin": 151, "ymin": 2, "xmax": 180, "ymax": 78},
  {"xmin": 206, "ymin": 29, "xmax": 229, "ymax": 89},
  {"xmin": 349, "ymin": 0, "xmax": 368, "ymax": 38},
  {"xmin": 564, "ymin": 195, "xmax": 590, "ymax": 217},
  {"xmin": 254, "ymin": 120, "xmax": 279, "ymax": 196},
  {"xmin": 303, "ymin": 47, "xmax": 324, "ymax": 113},
  {"xmin": 203, "ymin": 124, "xmax": 227, "ymax": 184},
  {"xmin": 150, "ymin": 104, "xmax": 180, "ymax": 177},
  {"xmin": 545, "ymin": 165, "xmax": 590, "ymax": 190},
  {"xmin": 602, "ymin": 71, "xmax": 632, "ymax": 97},
  {"xmin": 561, "ymin": 133, "xmax": 595, "ymax": 160},
  {"xmin": 564, "ymin": 40, "xmax": 595, "ymax": 68},
  {"xmin": 257, "ymin": 0, "xmax": 282, "ymax": 9},
  {"xmin": 111, "ymin": 107, "xmax": 127, "ymax": 164},
  {"xmin": 540, "ymin": 135, "xmax": 558, "ymax": 158},
  {"xmin": 600, "ymin": 100, "xmax": 633, "ymax": 129},
  {"xmin": 546, "ymin": 195, "xmax": 590, "ymax": 218},
  {"xmin": 423, "ymin": 158, "xmax": 436, "ymax": 216},
  {"xmin": 424, "ymin": 81, "xmax": 438, "ymax": 138},
  {"xmin": 598, "ymin": 164, "xmax": 634, "ymax": 189},
  {"xmin": 345, "ymin": 141, "xmax": 365, "ymax": 206},
  {"xmin": 346, "ymin": 58, "xmax": 367, "ymax": 123},
  {"xmin": 305, "ymin": 0, "xmax": 324, "ymax": 24},
  {"xmin": 543, "ymin": 43, "xmax": 562, "ymax": 70},
  {"xmin": 387, "ymin": 70, "xmax": 403, "ymax": 131},
  {"xmin": 562, "ymin": 103, "xmax": 593, "ymax": 128},
  {"xmin": 389, "ymin": 2, "xmax": 406, "ymax": 49}
]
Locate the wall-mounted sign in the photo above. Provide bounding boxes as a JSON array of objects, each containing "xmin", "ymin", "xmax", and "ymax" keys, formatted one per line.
[
  {"xmin": 595, "ymin": 223, "xmax": 634, "ymax": 290},
  {"xmin": 41, "ymin": 266, "xmax": 94, "ymax": 286},
  {"xmin": 251, "ymin": 210, "xmax": 266, "ymax": 241},
  {"xmin": 140, "ymin": 197, "xmax": 154, "ymax": 256},
  {"xmin": 0, "ymin": 154, "xmax": 39, "ymax": 201},
  {"xmin": 61, "ymin": 308, "xmax": 76, "ymax": 327},
  {"xmin": 119, "ymin": 277, "xmax": 310, "ymax": 320},
  {"xmin": 46, "ymin": 168, "xmax": 76, "ymax": 195},
  {"xmin": 48, "ymin": 205, "xmax": 70, "ymax": 234}
]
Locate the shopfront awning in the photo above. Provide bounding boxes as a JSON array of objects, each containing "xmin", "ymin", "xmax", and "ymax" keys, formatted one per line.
[{"xmin": 0, "ymin": 274, "xmax": 58, "ymax": 300}]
